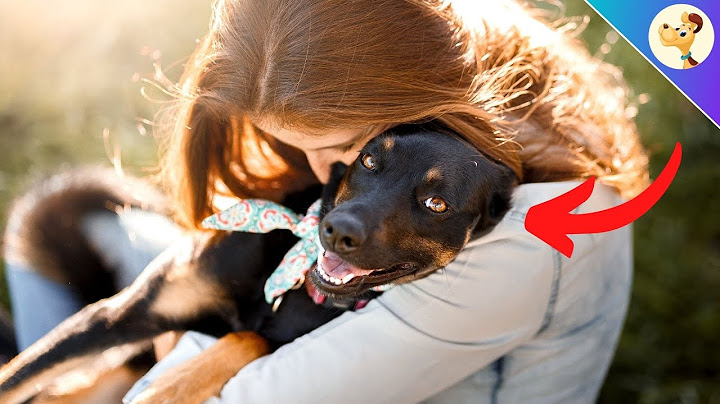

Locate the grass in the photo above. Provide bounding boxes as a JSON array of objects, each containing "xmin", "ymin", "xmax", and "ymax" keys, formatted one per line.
[
  {"xmin": 0, "ymin": 1, "xmax": 718, "ymax": 402},
  {"xmin": 0, "ymin": 0, "xmax": 211, "ymax": 307}
]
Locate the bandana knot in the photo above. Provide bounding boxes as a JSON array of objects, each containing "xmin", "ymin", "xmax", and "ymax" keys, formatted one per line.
[{"xmin": 202, "ymin": 199, "xmax": 322, "ymax": 303}]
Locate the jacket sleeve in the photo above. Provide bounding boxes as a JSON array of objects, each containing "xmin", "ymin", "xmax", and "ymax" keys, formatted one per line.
[{"xmin": 209, "ymin": 217, "xmax": 555, "ymax": 404}]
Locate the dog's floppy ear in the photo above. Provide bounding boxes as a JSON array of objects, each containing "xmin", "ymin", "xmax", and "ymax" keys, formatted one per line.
[
  {"xmin": 682, "ymin": 12, "xmax": 703, "ymax": 33},
  {"xmin": 474, "ymin": 163, "xmax": 517, "ymax": 235},
  {"xmin": 689, "ymin": 13, "xmax": 703, "ymax": 33}
]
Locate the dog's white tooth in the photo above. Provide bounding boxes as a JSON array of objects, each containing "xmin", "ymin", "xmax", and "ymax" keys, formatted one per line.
[
  {"xmin": 334, "ymin": 278, "xmax": 342, "ymax": 285},
  {"xmin": 342, "ymin": 274, "xmax": 355, "ymax": 284}
]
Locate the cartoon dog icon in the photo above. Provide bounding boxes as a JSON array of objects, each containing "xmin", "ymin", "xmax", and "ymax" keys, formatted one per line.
[{"xmin": 658, "ymin": 12, "xmax": 704, "ymax": 69}]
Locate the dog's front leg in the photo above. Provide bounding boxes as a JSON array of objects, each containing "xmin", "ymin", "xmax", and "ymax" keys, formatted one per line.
[
  {"xmin": 130, "ymin": 331, "xmax": 269, "ymax": 404},
  {"xmin": 0, "ymin": 232, "xmax": 240, "ymax": 404}
]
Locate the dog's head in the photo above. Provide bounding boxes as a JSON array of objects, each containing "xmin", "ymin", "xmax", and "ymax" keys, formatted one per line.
[
  {"xmin": 659, "ymin": 12, "xmax": 703, "ymax": 47},
  {"xmin": 309, "ymin": 125, "xmax": 517, "ymax": 298}
]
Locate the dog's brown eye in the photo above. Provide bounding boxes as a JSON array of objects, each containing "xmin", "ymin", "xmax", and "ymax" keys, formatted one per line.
[
  {"xmin": 361, "ymin": 153, "xmax": 376, "ymax": 170},
  {"xmin": 424, "ymin": 197, "xmax": 448, "ymax": 213}
]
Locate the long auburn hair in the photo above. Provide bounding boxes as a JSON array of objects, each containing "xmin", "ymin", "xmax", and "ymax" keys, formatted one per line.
[{"xmin": 155, "ymin": 0, "xmax": 648, "ymax": 230}]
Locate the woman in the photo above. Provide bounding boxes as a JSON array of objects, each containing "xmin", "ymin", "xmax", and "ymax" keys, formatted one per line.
[{"xmin": 6, "ymin": 0, "xmax": 648, "ymax": 402}]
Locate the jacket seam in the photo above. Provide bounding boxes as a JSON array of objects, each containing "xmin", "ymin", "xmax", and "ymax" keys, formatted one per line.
[{"xmin": 536, "ymin": 248, "xmax": 561, "ymax": 335}]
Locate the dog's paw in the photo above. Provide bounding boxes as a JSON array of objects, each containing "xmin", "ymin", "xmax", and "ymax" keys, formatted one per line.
[
  {"xmin": 129, "ymin": 358, "xmax": 223, "ymax": 404},
  {"xmin": 130, "ymin": 332, "xmax": 268, "ymax": 404}
]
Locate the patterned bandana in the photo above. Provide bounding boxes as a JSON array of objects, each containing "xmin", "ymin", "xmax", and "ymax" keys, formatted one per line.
[{"xmin": 201, "ymin": 198, "xmax": 323, "ymax": 304}]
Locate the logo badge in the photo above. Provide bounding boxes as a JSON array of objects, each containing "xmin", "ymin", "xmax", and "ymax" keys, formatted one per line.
[{"xmin": 649, "ymin": 4, "xmax": 714, "ymax": 69}]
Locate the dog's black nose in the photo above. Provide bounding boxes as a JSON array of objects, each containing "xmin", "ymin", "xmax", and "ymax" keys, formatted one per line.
[
  {"xmin": 663, "ymin": 23, "xmax": 669, "ymax": 29},
  {"xmin": 321, "ymin": 214, "xmax": 366, "ymax": 253}
]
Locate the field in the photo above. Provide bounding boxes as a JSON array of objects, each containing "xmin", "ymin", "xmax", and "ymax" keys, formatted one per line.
[{"xmin": 0, "ymin": 0, "xmax": 718, "ymax": 402}]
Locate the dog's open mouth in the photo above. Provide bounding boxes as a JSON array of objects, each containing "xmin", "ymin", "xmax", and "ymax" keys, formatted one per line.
[{"xmin": 311, "ymin": 250, "xmax": 415, "ymax": 294}]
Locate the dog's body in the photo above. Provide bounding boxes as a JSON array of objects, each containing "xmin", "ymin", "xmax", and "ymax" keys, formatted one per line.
[{"xmin": 0, "ymin": 126, "xmax": 515, "ymax": 403}]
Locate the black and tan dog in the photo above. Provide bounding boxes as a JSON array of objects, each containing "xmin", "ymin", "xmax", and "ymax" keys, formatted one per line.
[{"xmin": 0, "ymin": 125, "xmax": 516, "ymax": 403}]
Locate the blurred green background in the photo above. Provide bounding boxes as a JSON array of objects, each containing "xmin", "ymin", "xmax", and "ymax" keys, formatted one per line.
[{"xmin": 0, "ymin": 0, "xmax": 717, "ymax": 402}]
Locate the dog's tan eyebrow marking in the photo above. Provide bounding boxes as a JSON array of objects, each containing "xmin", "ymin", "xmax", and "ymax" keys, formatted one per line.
[
  {"xmin": 334, "ymin": 176, "xmax": 351, "ymax": 206},
  {"xmin": 425, "ymin": 168, "xmax": 443, "ymax": 182},
  {"xmin": 383, "ymin": 137, "xmax": 395, "ymax": 151}
]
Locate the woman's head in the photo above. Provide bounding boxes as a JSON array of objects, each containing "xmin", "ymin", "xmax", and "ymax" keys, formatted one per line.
[{"xmin": 157, "ymin": 0, "xmax": 648, "ymax": 230}]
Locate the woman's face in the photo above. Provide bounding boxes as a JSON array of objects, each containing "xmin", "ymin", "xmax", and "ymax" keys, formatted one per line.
[{"xmin": 252, "ymin": 118, "xmax": 390, "ymax": 183}]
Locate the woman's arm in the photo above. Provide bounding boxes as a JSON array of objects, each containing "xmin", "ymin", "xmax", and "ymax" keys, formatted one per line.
[
  {"xmin": 207, "ymin": 213, "xmax": 554, "ymax": 403},
  {"xmin": 125, "ymin": 182, "xmax": 614, "ymax": 404}
]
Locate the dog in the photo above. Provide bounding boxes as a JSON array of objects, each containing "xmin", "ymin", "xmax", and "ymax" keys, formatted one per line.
[
  {"xmin": 658, "ymin": 11, "xmax": 704, "ymax": 69},
  {"xmin": 0, "ymin": 125, "xmax": 516, "ymax": 403}
]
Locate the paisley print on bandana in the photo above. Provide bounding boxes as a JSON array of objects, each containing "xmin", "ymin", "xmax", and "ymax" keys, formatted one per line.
[{"xmin": 202, "ymin": 199, "xmax": 322, "ymax": 303}]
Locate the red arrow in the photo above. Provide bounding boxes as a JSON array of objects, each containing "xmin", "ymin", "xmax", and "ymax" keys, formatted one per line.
[{"xmin": 525, "ymin": 142, "xmax": 682, "ymax": 258}]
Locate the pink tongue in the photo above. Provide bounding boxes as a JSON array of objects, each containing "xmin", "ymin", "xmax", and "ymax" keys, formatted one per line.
[{"xmin": 319, "ymin": 251, "xmax": 375, "ymax": 278}]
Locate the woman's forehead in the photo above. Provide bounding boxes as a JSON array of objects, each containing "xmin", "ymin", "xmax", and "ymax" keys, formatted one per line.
[{"xmin": 251, "ymin": 117, "xmax": 372, "ymax": 151}]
